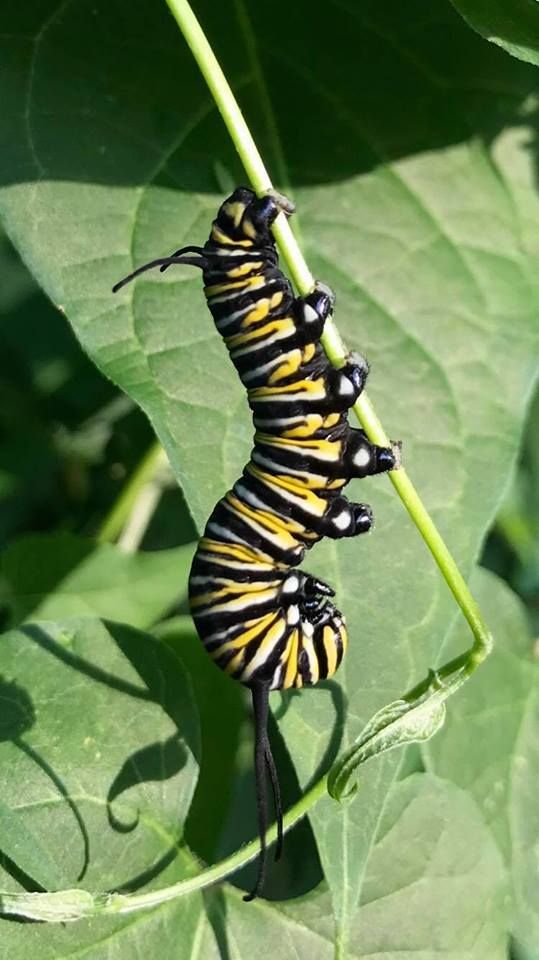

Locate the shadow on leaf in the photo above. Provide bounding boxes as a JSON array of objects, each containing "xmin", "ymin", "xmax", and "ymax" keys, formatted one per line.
[
  {"xmin": 20, "ymin": 624, "xmax": 153, "ymax": 702},
  {"xmin": 0, "ymin": 675, "xmax": 90, "ymax": 884},
  {"xmin": 204, "ymin": 888, "xmax": 232, "ymax": 960},
  {"xmin": 107, "ymin": 734, "xmax": 189, "ymax": 833}
]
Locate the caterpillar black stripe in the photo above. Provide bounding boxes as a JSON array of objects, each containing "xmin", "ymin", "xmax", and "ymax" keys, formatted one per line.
[{"xmin": 113, "ymin": 187, "xmax": 399, "ymax": 900}]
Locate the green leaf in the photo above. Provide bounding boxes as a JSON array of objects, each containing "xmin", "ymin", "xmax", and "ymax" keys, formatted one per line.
[
  {"xmin": 327, "ymin": 674, "xmax": 451, "ymax": 801},
  {"xmin": 0, "ymin": 798, "xmax": 68, "ymax": 892},
  {"xmin": 423, "ymin": 568, "xmax": 539, "ymax": 955},
  {"xmin": 353, "ymin": 774, "xmax": 508, "ymax": 957},
  {"xmin": 450, "ymin": 0, "xmax": 539, "ymax": 66},
  {"xmin": 0, "ymin": 0, "xmax": 538, "ymax": 946},
  {"xmin": 513, "ymin": 941, "xmax": 539, "ymax": 960},
  {"xmin": 493, "ymin": 385, "xmax": 539, "ymax": 608},
  {"xmin": 196, "ymin": 774, "xmax": 508, "ymax": 959},
  {"xmin": 0, "ymin": 617, "xmax": 202, "ymax": 956},
  {"xmin": 153, "ymin": 616, "xmax": 245, "ymax": 862},
  {"xmin": 1, "ymin": 773, "xmax": 508, "ymax": 958},
  {"xmin": 1, "ymin": 533, "xmax": 194, "ymax": 628}
]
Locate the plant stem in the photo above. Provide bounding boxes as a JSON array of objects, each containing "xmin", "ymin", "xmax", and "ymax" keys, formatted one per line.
[
  {"xmin": 0, "ymin": 774, "xmax": 328, "ymax": 922},
  {"xmin": 102, "ymin": 773, "xmax": 327, "ymax": 915},
  {"xmin": 96, "ymin": 441, "xmax": 165, "ymax": 545},
  {"xmin": 117, "ymin": 475, "xmax": 164, "ymax": 553},
  {"xmin": 163, "ymin": 0, "xmax": 492, "ymax": 660}
]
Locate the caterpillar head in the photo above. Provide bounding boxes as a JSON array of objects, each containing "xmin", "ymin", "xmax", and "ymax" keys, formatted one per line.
[
  {"xmin": 210, "ymin": 187, "xmax": 293, "ymax": 249},
  {"xmin": 211, "ymin": 187, "xmax": 258, "ymax": 243}
]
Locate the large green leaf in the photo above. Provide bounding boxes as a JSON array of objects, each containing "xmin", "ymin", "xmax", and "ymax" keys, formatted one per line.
[
  {"xmin": 0, "ymin": 0, "xmax": 538, "ymax": 945},
  {"xmin": 450, "ymin": 0, "xmax": 539, "ymax": 66},
  {"xmin": 196, "ymin": 774, "xmax": 507, "ymax": 959},
  {"xmin": 424, "ymin": 568, "xmax": 539, "ymax": 955},
  {"xmin": 0, "ymin": 617, "xmax": 203, "ymax": 957},
  {"xmin": 1, "ymin": 532, "xmax": 194, "ymax": 627}
]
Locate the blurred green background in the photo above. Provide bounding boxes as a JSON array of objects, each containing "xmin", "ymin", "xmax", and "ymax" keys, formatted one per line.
[{"xmin": 0, "ymin": 227, "xmax": 197, "ymax": 570}]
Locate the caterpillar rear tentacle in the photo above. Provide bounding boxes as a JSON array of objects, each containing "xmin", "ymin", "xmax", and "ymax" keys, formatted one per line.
[
  {"xmin": 243, "ymin": 682, "xmax": 282, "ymax": 903},
  {"xmin": 113, "ymin": 186, "xmax": 400, "ymax": 900}
]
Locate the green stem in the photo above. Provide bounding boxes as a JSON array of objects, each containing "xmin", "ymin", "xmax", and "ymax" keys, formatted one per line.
[
  {"xmin": 103, "ymin": 774, "xmax": 327, "ymax": 915},
  {"xmin": 96, "ymin": 441, "xmax": 164, "ymax": 544},
  {"xmin": 0, "ymin": 775, "xmax": 328, "ymax": 922},
  {"xmin": 164, "ymin": 0, "xmax": 492, "ymax": 661}
]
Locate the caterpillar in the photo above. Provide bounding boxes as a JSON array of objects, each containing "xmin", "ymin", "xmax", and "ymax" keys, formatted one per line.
[{"xmin": 113, "ymin": 187, "xmax": 398, "ymax": 900}]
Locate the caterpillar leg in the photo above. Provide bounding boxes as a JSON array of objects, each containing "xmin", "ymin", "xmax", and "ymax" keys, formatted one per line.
[
  {"xmin": 297, "ymin": 574, "xmax": 336, "ymax": 620},
  {"xmin": 318, "ymin": 497, "xmax": 373, "ymax": 538},
  {"xmin": 303, "ymin": 573, "xmax": 335, "ymax": 598},
  {"xmin": 327, "ymin": 352, "xmax": 370, "ymax": 410},
  {"xmin": 280, "ymin": 571, "xmax": 335, "ymax": 605},
  {"xmin": 344, "ymin": 429, "xmax": 401, "ymax": 478},
  {"xmin": 293, "ymin": 282, "xmax": 335, "ymax": 343}
]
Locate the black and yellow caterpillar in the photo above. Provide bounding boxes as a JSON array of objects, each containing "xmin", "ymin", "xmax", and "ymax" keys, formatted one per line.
[{"xmin": 113, "ymin": 187, "xmax": 398, "ymax": 899}]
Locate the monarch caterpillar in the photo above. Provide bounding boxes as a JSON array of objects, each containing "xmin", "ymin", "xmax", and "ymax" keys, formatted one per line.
[{"xmin": 113, "ymin": 187, "xmax": 399, "ymax": 900}]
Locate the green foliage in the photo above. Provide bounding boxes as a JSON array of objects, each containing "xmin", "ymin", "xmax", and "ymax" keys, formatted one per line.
[
  {"xmin": 424, "ymin": 568, "xmax": 539, "ymax": 954},
  {"xmin": 0, "ymin": 0, "xmax": 537, "ymax": 956},
  {"xmin": 154, "ymin": 615, "xmax": 245, "ymax": 863},
  {"xmin": 1, "ymin": 532, "xmax": 193, "ymax": 626},
  {"xmin": 485, "ymin": 389, "xmax": 539, "ymax": 632},
  {"xmin": 451, "ymin": 0, "xmax": 539, "ymax": 66},
  {"xmin": 0, "ymin": 618, "xmax": 203, "ymax": 950},
  {"xmin": 187, "ymin": 775, "xmax": 508, "ymax": 959}
]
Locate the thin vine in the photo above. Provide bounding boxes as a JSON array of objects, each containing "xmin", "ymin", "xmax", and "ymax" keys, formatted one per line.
[{"xmin": 0, "ymin": 0, "xmax": 493, "ymax": 926}]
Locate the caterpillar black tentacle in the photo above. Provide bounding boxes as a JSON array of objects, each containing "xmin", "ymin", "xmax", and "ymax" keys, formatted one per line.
[
  {"xmin": 243, "ymin": 681, "xmax": 282, "ymax": 903},
  {"xmin": 113, "ymin": 186, "xmax": 399, "ymax": 901},
  {"xmin": 111, "ymin": 251, "xmax": 207, "ymax": 293}
]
